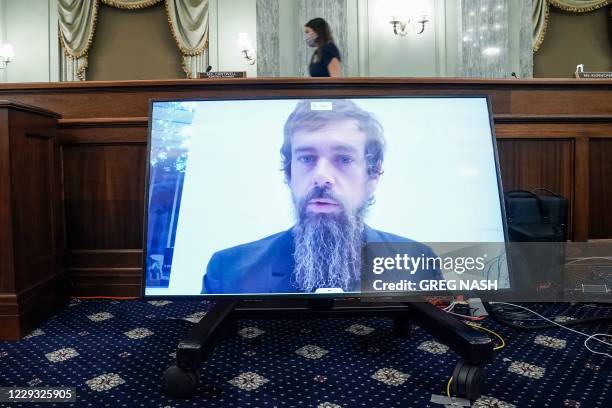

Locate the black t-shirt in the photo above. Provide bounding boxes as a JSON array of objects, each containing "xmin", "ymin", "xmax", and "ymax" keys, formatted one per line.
[{"xmin": 308, "ymin": 42, "xmax": 341, "ymax": 77}]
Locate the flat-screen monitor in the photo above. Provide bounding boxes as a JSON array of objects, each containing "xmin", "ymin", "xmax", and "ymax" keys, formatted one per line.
[{"xmin": 143, "ymin": 97, "xmax": 510, "ymax": 298}]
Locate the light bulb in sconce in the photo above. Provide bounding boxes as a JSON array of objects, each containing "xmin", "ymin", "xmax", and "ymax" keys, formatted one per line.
[
  {"xmin": 389, "ymin": 14, "xmax": 429, "ymax": 36},
  {"xmin": 0, "ymin": 44, "xmax": 14, "ymax": 69},
  {"xmin": 237, "ymin": 33, "xmax": 256, "ymax": 65},
  {"xmin": 389, "ymin": 16, "xmax": 409, "ymax": 36}
]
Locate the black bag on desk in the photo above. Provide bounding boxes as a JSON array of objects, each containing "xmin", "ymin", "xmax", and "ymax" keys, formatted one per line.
[
  {"xmin": 504, "ymin": 189, "xmax": 568, "ymax": 242},
  {"xmin": 504, "ymin": 189, "xmax": 569, "ymax": 294}
]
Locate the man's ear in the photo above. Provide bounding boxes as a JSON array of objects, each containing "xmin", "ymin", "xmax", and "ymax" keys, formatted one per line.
[
  {"xmin": 283, "ymin": 166, "xmax": 292, "ymax": 185},
  {"xmin": 367, "ymin": 172, "xmax": 380, "ymax": 195}
]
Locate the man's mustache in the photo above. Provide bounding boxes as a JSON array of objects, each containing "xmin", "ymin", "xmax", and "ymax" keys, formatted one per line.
[{"xmin": 299, "ymin": 186, "xmax": 345, "ymax": 213}]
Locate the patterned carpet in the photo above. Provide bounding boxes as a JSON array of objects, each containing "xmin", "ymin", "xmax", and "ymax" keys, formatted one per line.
[{"xmin": 0, "ymin": 299, "xmax": 610, "ymax": 408}]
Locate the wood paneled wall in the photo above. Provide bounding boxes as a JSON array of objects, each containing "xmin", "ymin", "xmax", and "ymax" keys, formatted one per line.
[
  {"xmin": 0, "ymin": 78, "xmax": 610, "ymax": 297},
  {"xmin": 0, "ymin": 102, "xmax": 66, "ymax": 339},
  {"xmin": 590, "ymin": 139, "xmax": 612, "ymax": 239},
  {"xmin": 59, "ymin": 120, "xmax": 147, "ymax": 296}
]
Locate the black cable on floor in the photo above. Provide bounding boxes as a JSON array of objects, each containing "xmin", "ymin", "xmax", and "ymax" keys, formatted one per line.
[{"xmin": 485, "ymin": 303, "xmax": 612, "ymax": 330}]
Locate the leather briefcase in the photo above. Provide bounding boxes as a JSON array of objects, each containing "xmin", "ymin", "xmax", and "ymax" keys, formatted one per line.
[
  {"xmin": 504, "ymin": 189, "xmax": 569, "ymax": 292},
  {"xmin": 504, "ymin": 189, "xmax": 568, "ymax": 242}
]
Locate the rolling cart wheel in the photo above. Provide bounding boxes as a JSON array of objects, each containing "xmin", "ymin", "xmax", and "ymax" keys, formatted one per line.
[
  {"xmin": 162, "ymin": 364, "xmax": 199, "ymax": 398},
  {"xmin": 451, "ymin": 360, "xmax": 486, "ymax": 401}
]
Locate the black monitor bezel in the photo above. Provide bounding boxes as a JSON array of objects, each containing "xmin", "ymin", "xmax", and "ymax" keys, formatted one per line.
[{"xmin": 141, "ymin": 94, "xmax": 512, "ymax": 300}]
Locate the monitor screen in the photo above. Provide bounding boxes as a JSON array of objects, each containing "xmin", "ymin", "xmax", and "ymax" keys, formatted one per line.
[{"xmin": 144, "ymin": 97, "xmax": 509, "ymax": 298}]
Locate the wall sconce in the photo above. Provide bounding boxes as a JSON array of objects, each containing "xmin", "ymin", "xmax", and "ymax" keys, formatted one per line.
[
  {"xmin": 389, "ymin": 15, "xmax": 429, "ymax": 36},
  {"xmin": 237, "ymin": 33, "xmax": 256, "ymax": 66},
  {"xmin": 0, "ymin": 44, "xmax": 14, "ymax": 69}
]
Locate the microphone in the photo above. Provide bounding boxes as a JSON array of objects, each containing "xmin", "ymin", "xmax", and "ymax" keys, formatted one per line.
[{"xmin": 206, "ymin": 65, "xmax": 213, "ymax": 73}]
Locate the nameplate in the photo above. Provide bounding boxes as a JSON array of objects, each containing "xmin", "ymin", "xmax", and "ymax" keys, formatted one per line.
[
  {"xmin": 198, "ymin": 71, "xmax": 247, "ymax": 79},
  {"xmin": 575, "ymin": 71, "xmax": 612, "ymax": 79}
]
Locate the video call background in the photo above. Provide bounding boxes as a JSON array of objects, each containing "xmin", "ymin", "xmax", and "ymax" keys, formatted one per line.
[{"xmin": 145, "ymin": 98, "xmax": 507, "ymax": 296}]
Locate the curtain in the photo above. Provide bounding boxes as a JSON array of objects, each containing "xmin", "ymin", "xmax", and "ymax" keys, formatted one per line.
[
  {"xmin": 165, "ymin": 0, "xmax": 209, "ymax": 78},
  {"xmin": 256, "ymin": 0, "xmax": 280, "ymax": 77},
  {"xmin": 460, "ymin": 0, "xmax": 509, "ymax": 78},
  {"xmin": 58, "ymin": 0, "xmax": 98, "ymax": 81},
  {"xmin": 533, "ymin": 0, "xmax": 611, "ymax": 52},
  {"xmin": 58, "ymin": 0, "xmax": 209, "ymax": 81},
  {"xmin": 519, "ymin": 0, "xmax": 534, "ymax": 78},
  {"xmin": 459, "ymin": 0, "xmax": 533, "ymax": 78},
  {"xmin": 101, "ymin": 0, "xmax": 163, "ymax": 8}
]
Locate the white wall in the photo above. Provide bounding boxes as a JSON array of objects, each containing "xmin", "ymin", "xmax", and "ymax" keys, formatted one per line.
[
  {"xmin": 0, "ymin": 0, "xmax": 5, "ymax": 83},
  {"xmin": 365, "ymin": 0, "xmax": 438, "ymax": 77},
  {"xmin": 278, "ymin": 0, "xmax": 297, "ymax": 76},
  {"xmin": 442, "ymin": 0, "xmax": 459, "ymax": 76},
  {"xmin": 208, "ymin": 0, "xmax": 258, "ymax": 77},
  {"xmin": 507, "ymin": 0, "xmax": 524, "ymax": 77},
  {"xmin": 0, "ymin": 0, "xmax": 58, "ymax": 83}
]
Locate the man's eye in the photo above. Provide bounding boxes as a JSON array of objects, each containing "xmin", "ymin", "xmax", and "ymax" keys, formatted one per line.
[
  {"xmin": 298, "ymin": 155, "xmax": 316, "ymax": 164},
  {"xmin": 337, "ymin": 155, "xmax": 354, "ymax": 165}
]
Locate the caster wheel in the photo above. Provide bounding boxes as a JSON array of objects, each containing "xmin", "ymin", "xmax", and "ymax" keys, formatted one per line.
[
  {"xmin": 162, "ymin": 364, "xmax": 199, "ymax": 398},
  {"xmin": 451, "ymin": 360, "xmax": 486, "ymax": 401}
]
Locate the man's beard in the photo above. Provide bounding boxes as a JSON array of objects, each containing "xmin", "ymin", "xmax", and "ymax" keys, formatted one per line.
[{"xmin": 292, "ymin": 186, "xmax": 366, "ymax": 292}]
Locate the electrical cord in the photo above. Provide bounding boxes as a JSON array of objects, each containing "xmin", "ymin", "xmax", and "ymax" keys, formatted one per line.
[
  {"xmin": 486, "ymin": 302, "xmax": 612, "ymax": 330},
  {"xmin": 445, "ymin": 312, "xmax": 506, "ymax": 400},
  {"xmin": 580, "ymin": 303, "xmax": 612, "ymax": 309},
  {"xmin": 584, "ymin": 334, "xmax": 612, "ymax": 359},
  {"xmin": 464, "ymin": 321, "xmax": 506, "ymax": 350},
  {"xmin": 565, "ymin": 256, "xmax": 612, "ymax": 265},
  {"xmin": 437, "ymin": 298, "xmax": 487, "ymax": 321},
  {"xmin": 445, "ymin": 301, "xmax": 611, "ymax": 397},
  {"xmin": 489, "ymin": 303, "xmax": 575, "ymax": 322},
  {"xmin": 444, "ymin": 310, "xmax": 486, "ymax": 321},
  {"xmin": 489, "ymin": 302, "xmax": 612, "ymax": 359}
]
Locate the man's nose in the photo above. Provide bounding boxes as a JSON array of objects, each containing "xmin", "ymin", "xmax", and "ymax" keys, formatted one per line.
[{"xmin": 312, "ymin": 159, "xmax": 335, "ymax": 188}]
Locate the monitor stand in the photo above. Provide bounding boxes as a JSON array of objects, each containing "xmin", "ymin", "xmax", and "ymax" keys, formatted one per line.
[{"xmin": 162, "ymin": 299, "xmax": 493, "ymax": 401}]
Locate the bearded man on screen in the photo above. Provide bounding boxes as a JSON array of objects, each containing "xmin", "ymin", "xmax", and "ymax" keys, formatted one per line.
[{"xmin": 202, "ymin": 99, "xmax": 440, "ymax": 294}]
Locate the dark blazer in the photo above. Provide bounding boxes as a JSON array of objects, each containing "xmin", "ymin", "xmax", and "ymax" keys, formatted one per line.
[{"xmin": 202, "ymin": 225, "xmax": 441, "ymax": 294}]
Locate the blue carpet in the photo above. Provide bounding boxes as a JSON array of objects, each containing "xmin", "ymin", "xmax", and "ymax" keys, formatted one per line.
[{"xmin": 1, "ymin": 299, "xmax": 611, "ymax": 408}]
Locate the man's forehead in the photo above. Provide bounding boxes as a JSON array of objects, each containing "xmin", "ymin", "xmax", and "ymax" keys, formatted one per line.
[{"xmin": 291, "ymin": 119, "xmax": 366, "ymax": 151}]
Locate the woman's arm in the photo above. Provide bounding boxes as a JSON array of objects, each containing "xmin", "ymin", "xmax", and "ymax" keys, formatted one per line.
[{"xmin": 327, "ymin": 57, "xmax": 342, "ymax": 77}]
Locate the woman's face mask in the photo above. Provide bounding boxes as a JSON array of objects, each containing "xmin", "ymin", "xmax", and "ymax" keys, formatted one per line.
[{"xmin": 304, "ymin": 31, "xmax": 318, "ymax": 47}]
